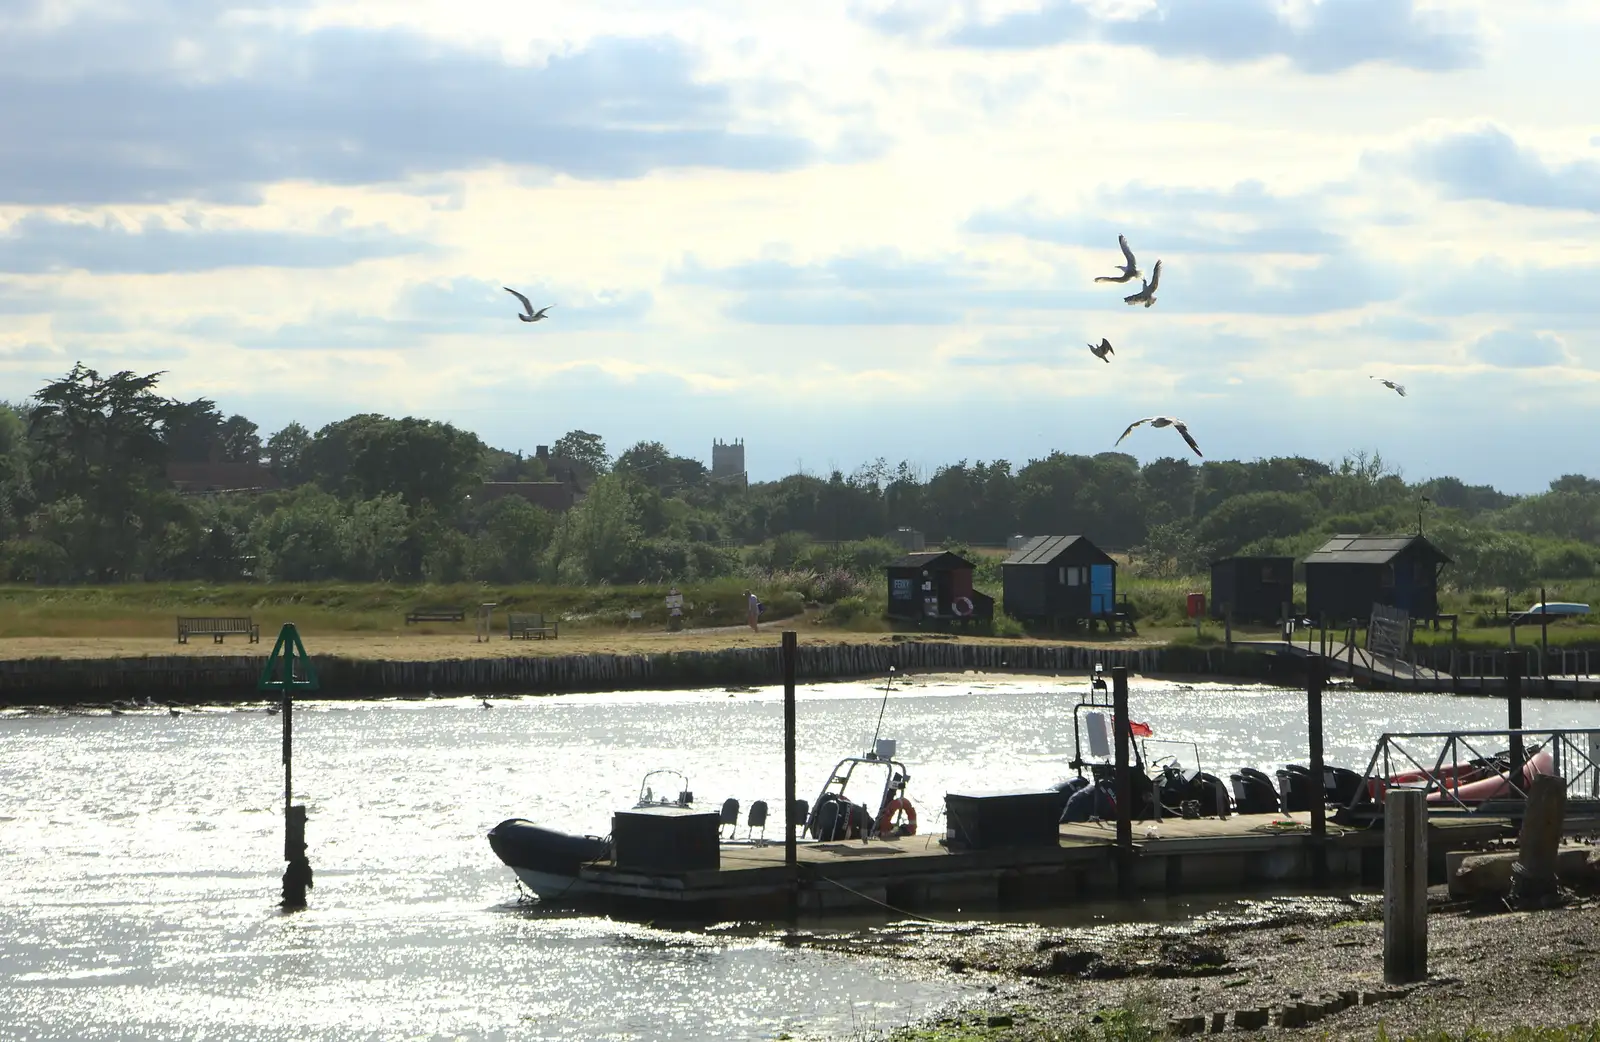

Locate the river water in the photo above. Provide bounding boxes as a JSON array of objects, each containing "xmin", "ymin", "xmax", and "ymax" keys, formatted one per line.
[{"xmin": 3, "ymin": 672, "xmax": 1597, "ymax": 1041}]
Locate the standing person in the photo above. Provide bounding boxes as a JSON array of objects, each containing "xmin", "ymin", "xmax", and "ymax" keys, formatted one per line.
[{"xmin": 746, "ymin": 590, "xmax": 761, "ymax": 633}]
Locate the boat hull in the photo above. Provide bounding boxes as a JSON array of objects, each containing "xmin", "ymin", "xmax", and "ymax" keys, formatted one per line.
[{"xmin": 487, "ymin": 818, "xmax": 611, "ymax": 901}]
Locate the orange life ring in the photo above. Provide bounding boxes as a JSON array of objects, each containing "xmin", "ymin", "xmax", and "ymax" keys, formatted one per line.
[
  {"xmin": 877, "ymin": 797, "xmax": 917, "ymax": 836},
  {"xmin": 952, "ymin": 596, "xmax": 974, "ymax": 617}
]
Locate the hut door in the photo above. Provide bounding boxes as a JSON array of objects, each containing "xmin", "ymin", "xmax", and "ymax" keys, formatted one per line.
[{"xmin": 1090, "ymin": 565, "xmax": 1114, "ymax": 616}]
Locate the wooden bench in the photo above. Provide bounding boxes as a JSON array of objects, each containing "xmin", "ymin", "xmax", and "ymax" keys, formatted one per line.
[
  {"xmin": 507, "ymin": 612, "xmax": 559, "ymax": 640},
  {"xmin": 176, "ymin": 616, "xmax": 260, "ymax": 644},
  {"xmin": 405, "ymin": 607, "xmax": 466, "ymax": 625}
]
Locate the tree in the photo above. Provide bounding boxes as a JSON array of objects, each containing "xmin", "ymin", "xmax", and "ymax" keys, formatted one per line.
[
  {"xmin": 615, "ymin": 440, "xmax": 706, "ymax": 491},
  {"xmin": 1196, "ymin": 491, "xmax": 1320, "ymax": 558},
  {"xmin": 267, "ymin": 422, "xmax": 312, "ymax": 485},
  {"xmin": 552, "ymin": 429, "xmax": 610, "ymax": 476},
  {"xmin": 27, "ymin": 364, "xmax": 178, "ymax": 579},
  {"xmin": 542, "ymin": 473, "xmax": 640, "ymax": 582},
  {"xmin": 163, "ymin": 397, "xmax": 224, "ymax": 463},
  {"xmin": 302, "ymin": 415, "xmax": 486, "ymax": 511},
  {"xmin": 217, "ymin": 415, "xmax": 262, "ymax": 464}
]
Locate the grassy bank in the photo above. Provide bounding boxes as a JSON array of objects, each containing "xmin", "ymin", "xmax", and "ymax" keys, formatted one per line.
[{"xmin": 0, "ymin": 580, "xmax": 820, "ymax": 639}]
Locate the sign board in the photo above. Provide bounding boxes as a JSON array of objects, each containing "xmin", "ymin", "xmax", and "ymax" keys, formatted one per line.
[
  {"xmin": 890, "ymin": 578, "xmax": 913, "ymax": 600},
  {"xmin": 665, "ymin": 589, "xmax": 684, "ymax": 617}
]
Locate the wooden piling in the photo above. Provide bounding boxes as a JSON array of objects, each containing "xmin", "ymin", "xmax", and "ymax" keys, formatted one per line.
[
  {"xmin": 1509, "ymin": 774, "xmax": 1566, "ymax": 909},
  {"xmin": 1383, "ymin": 789, "xmax": 1427, "ymax": 985},
  {"xmin": 1306, "ymin": 654, "xmax": 1328, "ymax": 885},
  {"xmin": 783, "ymin": 631, "xmax": 797, "ymax": 873},
  {"xmin": 1112, "ymin": 666, "xmax": 1134, "ymax": 897},
  {"xmin": 1506, "ymin": 650, "xmax": 1525, "ymax": 782}
]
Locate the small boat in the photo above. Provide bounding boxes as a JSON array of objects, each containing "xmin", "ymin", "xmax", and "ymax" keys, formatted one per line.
[
  {"xmin": 489, "ymin": 752, "xmax": 919, "ymax": 902},
  {"xmin": 1366, "ymin": 748, "xmax": 1557, "ymax": 806},
  {"xmin": 487, "ymin": 769, "xmax": 688, "ymax": 899}
]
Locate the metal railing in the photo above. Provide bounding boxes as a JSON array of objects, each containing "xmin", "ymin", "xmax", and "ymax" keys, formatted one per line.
[{"xmin": 1347, "ymin": 728, "xmax": 1600, "ymax": 813}]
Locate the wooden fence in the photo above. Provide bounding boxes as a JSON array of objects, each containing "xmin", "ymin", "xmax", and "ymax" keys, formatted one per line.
[{"xmin": 0, "ymin": 640, "xmax": 1281, "ymax": 705}]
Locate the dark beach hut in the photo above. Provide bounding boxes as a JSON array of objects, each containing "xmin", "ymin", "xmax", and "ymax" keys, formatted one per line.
[
  {"xmin": 1001, "ymin": 535, "xmax": 1117, "ymax": 625},
  {"xmin": 1209, "ymin": 556, "xmax": 1295, "ymax": 625},
  {"xmin": 885, "ymin": 551, "xmax": 994, "ymax": 624},
  {"xmin": 1303, "ymin": 534, "xmax": 1451, "ymax": 623}
]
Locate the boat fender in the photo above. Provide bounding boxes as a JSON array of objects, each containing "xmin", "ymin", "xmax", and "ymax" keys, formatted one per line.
[
  {"xmin": 877, "ymin": 797, "xmax": 917, "ymax": 836},
  {"xmin": 951, "ymin": 596, "xmax": 974, "ymax": 617}
]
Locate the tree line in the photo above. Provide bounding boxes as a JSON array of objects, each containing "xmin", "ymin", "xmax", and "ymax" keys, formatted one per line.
[{"xmin": 0, "ymin": 363, "xmax": 1595, "ymax": 591}]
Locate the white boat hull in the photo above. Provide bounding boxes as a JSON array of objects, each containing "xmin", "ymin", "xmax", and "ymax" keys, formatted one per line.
[{"xmin": 511, "ymin": 866, "xmax": 592, "ymax": 902}]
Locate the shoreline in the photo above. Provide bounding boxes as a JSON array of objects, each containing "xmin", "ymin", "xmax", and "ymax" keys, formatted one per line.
[
  {"xmin": 0, "ymin": 631, "xmax": 1568, "ymax": 707},
  {"xmin": 809, "ymin": 889, "xmax": 1600, "ymax": 1040}
]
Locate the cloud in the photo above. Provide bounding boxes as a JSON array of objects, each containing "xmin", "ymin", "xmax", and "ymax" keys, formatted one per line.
[
  {"xmin": 947, "ymin": 332, "xmax": 1078, "ymax": 367},
  {"xmin": 0, "ymin": 18, "xmax": 814, "ymax": 204},
  {"xmin": 0, "ymin": 213, "xmax": 429, "ymax": 274},
  {"xmin": 175, "ymin": 276, "xmax": 652, "ymax": 350},
  {"xmin": 868, "ymin": 0, "xmax": 1479, "ymax": 73},
  {"xmin": 967, "ymin": 182, "xmax": 1345, "ymax": 255},
  {"xmin": 1413, "ymin": 261, "xmax": 1600, "ymax": 319},
  {"xmin": 1399, "ymin": 126, "xmax": 1600, "ymax": 212},
  {"xmin": 0, "ymin": 277, "xmax": 70, "ymax": 314},
  {"xmin": 1467, "ymin": 329, "xmax": 1568, "ymax": 368},
  {"xmin": 683, "ymin": 240, "xmax": 1398, "ymax": 325},
  {"xmin": 1343, "ymin": 315, "xmax": 1451, "ymax": 342}
]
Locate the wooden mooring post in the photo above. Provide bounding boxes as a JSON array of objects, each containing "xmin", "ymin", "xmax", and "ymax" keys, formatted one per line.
[
  {"xmin": 1509, "ymin": 774, "xmax": 1566, "ymax": 909},
  {"xmin": 1112, "ymin": 666, "xmax": 1134, "ymax": 896},
  {"xmin": 783, "ymin": 631, "xmax": 798, "ymax": 879},
  {"xmin": 1383, "ymin": 788, "xmax": 1427, "ymax": 985},
  {"xmin": 1305, "ymin": 654, "xmax": 1327, "ymax": 885},
  {"xmin": 1506, "ymin": 650, "xmax": 1525, "ymax": 783},
  {"xmin": 258, "ymin": 624, "xmax": 320, "ymax": 910}
]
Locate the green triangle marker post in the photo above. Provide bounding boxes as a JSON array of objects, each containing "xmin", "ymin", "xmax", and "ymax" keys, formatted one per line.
[{"xmin": 258, "ymin": 623, "xmax": 320, "ymax": 909}]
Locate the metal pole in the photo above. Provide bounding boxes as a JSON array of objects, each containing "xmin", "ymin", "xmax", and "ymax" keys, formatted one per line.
[
  {"xmin": 1112, "ymin": 666, "xmax": 1134, "ymax": 896},
  {"xmin": 1306, "ymin": 655, "xmax": 1327, "ymax": 885},
  {"xmin": 783, "ymin": 631, "xmax": 798, "ymax": 872}
]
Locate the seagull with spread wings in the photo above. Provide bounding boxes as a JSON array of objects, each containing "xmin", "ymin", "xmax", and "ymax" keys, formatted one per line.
[
  {"xmin": 1370, "ymin": 376, "xmax": 1406, "ymax": 397},
  {"xmin": 503, "ymin": 287, "xmax": 553, "ymax": 323},
  {"xmin": 1094, "ymin": 235, "xmax": 1141, "ymax": 284},
  {"xmin": 1089, "ymin": 338, "xmax": 1114, "ymax": 363},
  {"xmin": 1123, "ymin": 260, "xmax": 1162, "ymax": 308},
  {"xmin": 1115, "ymin": 415, "xmax": 1202, "ymax": 457}
]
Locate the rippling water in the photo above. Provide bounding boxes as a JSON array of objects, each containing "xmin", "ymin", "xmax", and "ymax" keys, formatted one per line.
[{"xmin": 3, "ymin": 672, "xmax": 1596, "ymax": 1041}]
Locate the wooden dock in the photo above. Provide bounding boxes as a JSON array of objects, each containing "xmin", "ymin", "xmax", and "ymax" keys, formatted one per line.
[
  {"xmin": 1245, "ymin": 639, "xmax": 1600, "ymax": 698},
  {"xmin": 552, "ymin": 810, "xmax": 1600, "ymax": 921}
]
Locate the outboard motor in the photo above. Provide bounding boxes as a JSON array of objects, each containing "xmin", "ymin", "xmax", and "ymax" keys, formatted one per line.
[
  {"xmin": 1277, "ymin": 764, "xmax": 1312, "ymax": 812},
  {"xmin": 1230, "ymin": 767, "xmax": 1282, "ymax": 814},
  {"xmin": 1324, "ymin": 765, "xmax": 1366, "ymax": 809},
  {"xmin": 810, "ymin": 792, "xmax": 870, "ymax": 840},
  {"xmin": 1062, "ymin": 779, "xmax": 1117, "ymax": 823}
]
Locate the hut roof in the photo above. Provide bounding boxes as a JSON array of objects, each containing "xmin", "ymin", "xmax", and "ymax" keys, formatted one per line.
[
  {"xmin": 1002, "ymin": 534, "xmax": 1105, "ymax": 566},
  {"xmin": 1303, "ymin": 534, "xmax": 1452, "ymax": 567},
  {"xmin": 888, "ymin": 551, "xmax": 972, "ymax": 570}
]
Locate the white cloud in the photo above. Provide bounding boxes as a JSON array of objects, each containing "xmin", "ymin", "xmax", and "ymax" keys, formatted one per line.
[{"xmin": 3, "ymin": 0, "xmax": 1599, "ymax": 494}]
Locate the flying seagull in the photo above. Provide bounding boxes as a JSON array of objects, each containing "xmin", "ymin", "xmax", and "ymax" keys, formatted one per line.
[
  {"xmin": 1094, "ymin": 235, "xmax": 1141, "ymax": 284},
  {"xmin": 1370, "ymin": 376, "xmax": 1407, "ymax": 397},
  {"xmin": 1088, "ymin": 338, "xmax": 1114, "ymax": 363},
  {"xmin": 1123, "ymin": 260, "xmax": 1162, "ymax": 308},
  {"xmin": 1115, "ymin": 415, "xmax": 1202, "ymax": 458},
  {"xmin": 503, "ymin": 287, "xmax": 553, "ymax": 323}
]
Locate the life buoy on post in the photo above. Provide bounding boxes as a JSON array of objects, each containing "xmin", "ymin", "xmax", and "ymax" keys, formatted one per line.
[
  {"xmin": 952, "ymin": 596, "xmax": 974, "ymax": 617},
  {"xmin": 877, "ymin": 797, "xmax": 917, "ymax": 836}
]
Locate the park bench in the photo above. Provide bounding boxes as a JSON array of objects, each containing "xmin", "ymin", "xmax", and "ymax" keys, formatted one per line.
[
  {"xmin": 405, "ymin": 607, "xmax": 466, "ymax": 625},
  {"xmin": 507, "ymin": 612, "xmax": 559, "ymax": 640},
  {"xmin": 176, "ymin": 616, "xmax": 261, "ymax": 644}
]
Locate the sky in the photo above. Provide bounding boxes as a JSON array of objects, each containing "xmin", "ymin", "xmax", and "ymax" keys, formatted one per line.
[{"xmin": 1, "ymin": 0, "xmax": 1598, "ymax": 492}]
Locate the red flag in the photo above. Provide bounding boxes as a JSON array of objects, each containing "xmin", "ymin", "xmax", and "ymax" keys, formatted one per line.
[{"xmin": 1129, "ymin": 720, "xmax": 1154, "ymax": 738}]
